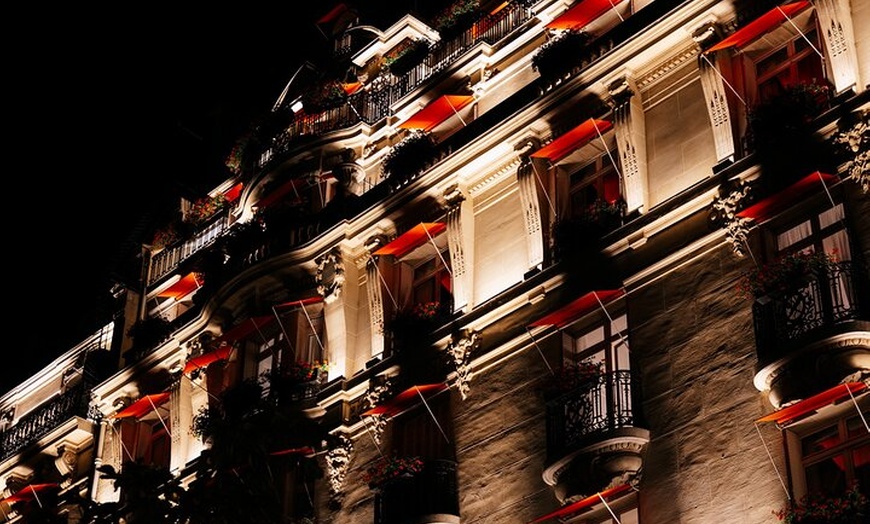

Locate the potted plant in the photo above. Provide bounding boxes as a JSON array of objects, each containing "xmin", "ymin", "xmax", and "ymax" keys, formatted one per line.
[
  {"xmin": 384, "ymin": 39, "xmax": 431, "ymax": 76},
  {"xmin": 433, "ymin": 0, "xmax": 480, "ymax": 40},
  {"xmin": 542, "ymin": 360, "xmax": 603, "ymax": 399},
  {"xmin": 737, "ymin": 250, "xmax": 839, "ymax": 300},
  {"xmin": 532, "ymin": 30, "xmax": 592, "ymax": 82},
  {"xmin": 774, "ymin": 484, "xmax": 868, "ymax": 523},
  {"xmin": 301, "ymin": 79, "xmax": 348, "ymax": 113},
  {"xmin": 381, "ymin": 130, "xmax": 440, "ymax": 187},
  {"xmin": 362, "ymin": 454, "xmax": 425, "ymax": 490},
  {"xmin": 186, "ymin": 194, "xmax": 228, "ymax": 227}
]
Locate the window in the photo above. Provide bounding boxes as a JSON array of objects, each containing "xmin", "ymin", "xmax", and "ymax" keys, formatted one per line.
[
  {"xmin": 785, "ymin": 406, "xmax": 870, "ymax": 501},
  {"xmin": 773, "ymin": 203, "xmax": 850, "ymax": 261},
  {"xmin": 754, "ymin": 26, "xmax": 825, "ymax": 104},
  {"xmin": 411, "ymin": 248, "xmax": 452, "ymax": 308},
  {"xmin": 567, "ymin": 149, "xmax": 622, "ymax": 219},
  {"xmin": 119, "ymin": 418, "xmax": 171, "ymax": 468}
]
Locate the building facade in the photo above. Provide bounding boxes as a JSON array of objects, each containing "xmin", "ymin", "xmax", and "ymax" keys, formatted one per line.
[{"xmin": 1, "ymin": 0, "xmax": 868, "ymax": 522}]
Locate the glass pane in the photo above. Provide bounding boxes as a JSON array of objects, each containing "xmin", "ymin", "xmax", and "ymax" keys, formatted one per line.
[
  {"xmin": 776, "ymin": 220, "xmax": 812, "ymax": 251},
  {"xmin": 803, "ymin": 424, "xmax": 841, "ymax": 456},
  {"xmin": 855, "ymin": 446, "xmax": 870, "ymax": 494},
  {"xmin": 757, "ymin": 47, "xmax": 789, "ymax": 77},
  {"xmin": 805, "ymin": 456, "xmax": 847, "ymax": 497},
  {"xmin": 818, "ymin": 204, "xmax": 844, "ymax": 230},
  {"xmin": 847, "ymin": 416, "xmax": 870, "ymax": 439}
]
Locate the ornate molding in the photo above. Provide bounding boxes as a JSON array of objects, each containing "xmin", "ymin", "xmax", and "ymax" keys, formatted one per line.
[
  {"xmin": 316, "ymin": 248, "xmax": 346, "ymax": 304},
  {"xmin": 832, "ymin": 109, "xmax": 869, "ymax": 193},
  {"xmin": 447, "ymin": 330, "xmax": 480, "ymax": 400},
  {"xmin": 364, "ymin": 376, "xmax": 394, "ymax": 445},
  {"xmin": 709, "ymin": 178, "xmax": 754, "ymax": 257},
  {"xmin": 326, "ymin": 433, "xmax": 354, "ymax": 509}
]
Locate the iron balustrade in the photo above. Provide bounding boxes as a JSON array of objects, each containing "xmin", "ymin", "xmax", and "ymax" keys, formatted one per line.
[
  {"xmin": 752, "ymin": 261, "xmax": 867, "ymax": 365},
  {"xmin": 545, "ymin": 371, "xmax": 641, "ymax": 461},
  {"xmin": 374, "ymin": 459, "xmax": 459, "ymax": 524},
  {"xmin": 258, "ymin": 1, "xmax": 534, "ymax": 171},
  {"xmin": 148, "ymin": 213, "xmax": 231, "ymax": 286},
  {"xmin": 0, "ymin": 381, "xmax": 92, "ymax": 462}
]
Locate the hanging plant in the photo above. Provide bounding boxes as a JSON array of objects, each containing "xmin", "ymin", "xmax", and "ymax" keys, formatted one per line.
[
  {"xmin": 434, "ymin": 0, "xmax": 480, "ymax": 39},
  {"xmin": 774, "ymin": 483, "xmax": 868, "ymax": 523},
  {"xmin": 532, "ymin": 30, "xmax": 592, "ymax": 81},
  {"xmin": 381, "ymin": 130, "xmax": 440, "ymax": 186},
  {"xmin": 301, "ymin": 79, "xmax": 348, "ymax": 113},
  {"xmin": 384, "ymin": 39, "xmax": 431, "ymax": 76},
  {"xmin": 362, "ymin": 454, "xmax": 425, "ymax": 489},
  {"xmin": 736, "ymin": 250, "xmax": 839, "ymax": 300},
  {"xmin": 186, "ymin": 195, "xmax": 229, "ymax": 227}
]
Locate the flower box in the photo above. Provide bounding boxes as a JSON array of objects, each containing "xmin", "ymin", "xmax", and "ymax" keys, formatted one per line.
[
  {"xmin": 363, "ymin": 455, "xmax": 425, "ymax": 489},
  {"xmin": 774, "ymin": 484, "xmax": 868, "ymax": 523},
  {"xmin": 737, "ymin": 250, "xmax": 839, "ymax": 300}
]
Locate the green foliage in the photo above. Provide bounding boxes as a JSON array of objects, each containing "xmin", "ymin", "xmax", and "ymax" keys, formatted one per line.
[
  {"xmin": 381, "ymin": 130, "xmax": 440, "ymax": 184},
  {"xmin": 737, "ymin": 250, "xmax": 839, "ymax": 299},
  {"xmin": 775, "ymin": 484, "xmax": 868, "ymax": 523},
  {"xmin": 363, "ymin": 454, "xmax": 425, "ymax": 489}
]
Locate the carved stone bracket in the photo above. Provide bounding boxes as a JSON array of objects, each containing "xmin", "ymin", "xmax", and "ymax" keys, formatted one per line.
[
  {"xmin": 316, "ymin": 248, "xmax": 346, "ymax": 303},
  {"xmin": 709, "ymin": 179, "xmax": 754, "ymax": 257},
  {"xmin": 325, "ymin": 433, "xmax": 354, "ymax": 509},
  {"xmin": 447, "ymin": 330, "xmax": 480, "ymax": 400},
  {"xmin": 364, "ymin": 376, "xmax": 393, "ymax": 445},
  {"xmin": 831, "ymin": 109, "xmax": 869, "ymax": 193}
]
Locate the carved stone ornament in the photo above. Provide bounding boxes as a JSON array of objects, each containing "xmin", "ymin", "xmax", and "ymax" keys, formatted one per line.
[
  {"xmin": 709, "ymin": 179, "xmax": 754, "ymax": 257},
  {"xmin": 364, "ymin": 376, "xmax": 393, "ymax": 445},
  {"xmin": 326, "ymin": 433, "xmax": 354, "ymax": 508},
  {"xmin": 316, "ymin": 248, "xmax": 346, "ymax": 303},
  {"xmin": 831, "ymin": 109, "xmax": 869, "ymax": 193},
  {"xmin": 447, "ymin": 330, "xmax": 480, "ymax": 400}
]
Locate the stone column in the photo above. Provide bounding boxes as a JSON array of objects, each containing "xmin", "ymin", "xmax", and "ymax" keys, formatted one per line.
[
  {"xmin": 516, "ymin": 158, "xmax": 545, "ymax": 271},
  {"xmin": 444, "ymin": 186, "xmax": 470, "ymax": 313},
  {"xmin": 92, "ymin": 420, "xmax": 121, "ymax": 503},
  {"xmin": 815, "ymin": 0, "xmax": 859, "ymax": 94},
  {"xmin": 693, "ymin": 23, "xmax": 736, "ymax": 163},
  {"xmin": 608, "ymin": 76, "xmax": 649, "ymax": 214},
  {"xmin": 365, "ymin": 241, "xmax": 386, "ymax": 359},
  {"xmin": 169, "ymin": 373, "xmax": 191, "ymax": 474}
]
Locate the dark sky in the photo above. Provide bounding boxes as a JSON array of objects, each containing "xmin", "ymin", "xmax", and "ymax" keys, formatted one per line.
[
  {"xmin": 5, "ymin": 5, "xmax": 328, "ymax": 396},
  {"xmin": 5, "ymin": 1, "xmax": 428, "ymax": 396}
]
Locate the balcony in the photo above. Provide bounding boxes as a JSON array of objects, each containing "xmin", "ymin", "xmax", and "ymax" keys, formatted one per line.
[
  {"xmin": 752, "ymin": 260, "xmax": 870, "ymax": 409},
  {"xmin": 373, "ymin": 459, "xmax": 459, "ymax": 524},
  {"xmin": 0, "ymin": 381, "xmax": 93, "ymax": 462},
  {"xmin": 543, "ymin": 371, "xmax": 648, "ymax": 504}
]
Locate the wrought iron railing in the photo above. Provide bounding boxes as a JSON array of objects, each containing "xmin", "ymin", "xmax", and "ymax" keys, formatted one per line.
[
  {"xmin": 752, "ymin": 261, "xmax": 867, "ymax": 365},
  {"xmin": 545, "ymin": 371, "xmax": 642, "ymax": 461},
  {"xmin": 259, "ymin": 1, "xmax": 534, "ymax": 170},
  {"xmin": 0, "ymin": 381, "xmax": 92, "ymax": 461},
  {"xmin": 149, "ymin": 212, "xmax": 231, "ymax": 286},
  {"xmin": 374, "ymin": 459, "xmax": 459, "ymax": 524}
]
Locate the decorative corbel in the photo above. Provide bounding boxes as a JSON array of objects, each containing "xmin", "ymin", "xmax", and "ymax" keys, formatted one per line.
[
  {"xmin": 831, "ymin": 109, "xmax": 869, "ymax": 193},
  {"xmin": 325, "ymin": 433, "xmax": 354, "ymax": 509},
  {"xmin": 709, "ymin": 178, "xmax": 754, "ymax": 257},
  {"xmin": 446, "ymin": 329, "xmax": 480, "ymax": 400}
]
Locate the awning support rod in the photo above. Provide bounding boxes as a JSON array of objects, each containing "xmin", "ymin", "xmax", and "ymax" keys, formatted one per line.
[
  {"xmin": 415, "ymin": 385, "xmax": 451, "ymax": 443},
  {"xmin": 701, "ymin": 54, "xmax": 747, "ymax": 107},
  {"xmin": 370, "ymin": 254, "xmax": 399, "ymax": 309},
  {"xmin": 593, "ymin": 290, "xmax": 630, "ymax": 351},
  {"xmin": 754, "ymin": 422, "xmax": 791, "ymax": 499},
  {"xmin": 846, "ymin": 385, "xmax": 870, "ymax": 433},
  {"xmin": 525, "ymin": 326, "xmax": 555, "ymax": 376},
  {"xmin": 529, "ymin": 161, "xmax": 558, "ymax": 216},
  {"xmin": 446, "ymin": 97, "xmax": 468, "ymax": 127},
  {"xmin": 422, "ymin": 223, "xmax": 453, "ymax": 277},
  {"xmin": 111, "ymin": 422, "xmax": 136, "ymax": 463},
  {"xmin": 147, "ymin": 395, "xmax": 173, "ymax": 440},
  {"xmin": 592, "ymin": 119, "xmax": 623, "ymax": 181},
  {"xmin": 360, "ymin": 415, "xmax": 386, "ymax": 459},
  {"xmin": 299, "ymin": 300, "xmax": 326, "ymax": 353},
  {"xmin": 777, "ymin": 5, "xmax": 824, "ymax": 59},
  {"xmin": 608, "ymin": 0, "xmax": 625, "ymax": 22},
  {"xmin": 272, "ymin": 305, "xmax": 296, "ymax": 359},
  {"xmin": 597, "ymin": 491, "xmax": 621, "ymax": 524}
]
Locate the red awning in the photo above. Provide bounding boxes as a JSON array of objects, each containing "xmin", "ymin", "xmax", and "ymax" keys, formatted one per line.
[
  {"xmin": 342, "ymin": 82, "xmax": 363, "ymax": 95},
  {"xmin": 529, "ymin": 289, "xmax": 624, "ymax": 328},
  {"xmin": 270, "ymin": 446, "xmax": 316, "ymax": 457},
  {"xmin": 736, "ymin": 172, "xmax": 837, "ymax": 222},
  {"xmin": 224, "ymin": 182, "xmax": 243, "ymax": 202},
  {"xmin": 398, "ymin": 95, "xmax": 475, "ymax": 131},
  {"xmin": 183, "ymin": 345, "xmax": 234, "ymax": 375},
  {"xmin": 257, "ymin": 177, "xmax": 308, "ymax": 209},
  {"xmin": 215, "ymin": 315, "xmax": 276, "ymax": 346},
  {"xmin": 547, "ymin": 0, "xmax": 626, "ymax": 30},
  {"xmin": 0, "ymin": 483, "xmax": 60, "ymax": 505},
  {"xmin": 757, "ymin": 382, "xmax": 867, "ymax": 426},
  {"xmin": 317, "ymin": 3, "xmax": 349, "ymax": 25},
  {"xmin": 157, "ymin": 272, "xmax": 203, "ymax": 300},
  {"xmin": 530, "ymin": 119, "xmax": 612, "ymax": 163},
  {"xmin": 361, "ymin": 383, "xmax": 449, "ymax": 418},
  {"xmin": 373, "ymin": 223, "xmax": 447, "ymax": 258},
  {"xmin": 528, "ymin": 483, "xmax": 633, "ymax": 523},
  {"xmin": 705, "ymin": 2, "xmax": 812, "ymax": 53},
  {"xmin": 274, "ymin": 295, "xmax": 324, "ymax": 309},
  {"xmin": 110, "ymin": 392, "xmax": 171, "ymax": 420}
]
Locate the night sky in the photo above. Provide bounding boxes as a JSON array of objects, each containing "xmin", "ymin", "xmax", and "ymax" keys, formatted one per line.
[{"xmin": 5, "ymin": 1, "xmax": 434, "ymax": 396}]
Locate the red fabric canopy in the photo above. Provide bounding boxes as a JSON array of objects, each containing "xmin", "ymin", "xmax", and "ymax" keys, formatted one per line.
[
  {"xmin": 706, "ymin": 2, "xmax": 811, "ymax": 53},
  {"xmin": 342, "ymin": 82, "xmax": 363, "ymax": 95},
  {"xmin": 270, "ymin": 446, "xmax": 316, "ymax": 457},
  {"xmin": 529, "ymin": 289, "xmax": 624, "ymax": 328},
  {"xmin": 0, "ymin": 483, "xmax": 60, "ymax": 505},
  {"xmin": 157, "ymin": 272, "xmax": 203, "ymax": 300},
  {"xmin": 274, "ymin": 295, "xmax": 324, "ymax": 309},
  {"xmin": 757, "ymin": 382, "xmax": 866, "ymax": 426},
  {"xmin": 528, "ymin": 483, "xmax": 633, "ymax": 523},
  {"xmin": 110, "ymin": 392, "xmax": 171, "ymax": 420},
  {"xmin": 184, "ymin": 345, "xmax": 234, "ymax": 374},
  {"xmin": 257, "ymin": 178, "xmax": 307, "ymax": 209},
  {"xmin": 530, "ymin": 119, "xmax": 612, "ymax": 163},
  {"xmin": 361, "ymin": 383, "xmax": 449, "ymax": 418},
  {"xmin": 737, "ymin": 172, "xmax": 837, "ymax": 222},
  {"xmin": 373, "ymin": 223, "xmax": 447, "ymax": 258},
  {"xmin": 224, "ymin": 182, "xmax": 243, "ymax": 202},
  {"xmin": 398, "ymin": 95, "xmax": 475, "ymax": 131},
  {"xmin": 215, "ymin": 315, "xmax": 276, "ymax": 346},
  {"xmin": 547, "ymin": 0, "xmax": 626, "ymax": 30}
]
